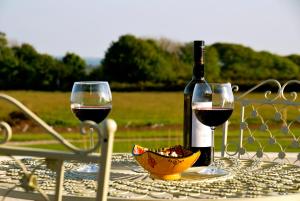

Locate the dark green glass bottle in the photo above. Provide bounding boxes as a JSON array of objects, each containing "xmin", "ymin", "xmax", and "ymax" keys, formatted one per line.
[{"xmin": 183, "ymin": 40, "xmax": 212, "ymax": 166}]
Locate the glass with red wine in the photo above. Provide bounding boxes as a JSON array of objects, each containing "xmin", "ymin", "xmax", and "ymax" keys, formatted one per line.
[
  {"xmin": 192, "ymin": 83, "xmax": 234, "ymax": 175},
  {"xmin": 70, "ymin": 81, "xmax": 112, "ymax": 173}
]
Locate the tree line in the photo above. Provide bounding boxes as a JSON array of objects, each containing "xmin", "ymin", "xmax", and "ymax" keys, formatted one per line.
[{"xmin": 1, "ymin": 32, "xmax": 300, "ymax": 91}]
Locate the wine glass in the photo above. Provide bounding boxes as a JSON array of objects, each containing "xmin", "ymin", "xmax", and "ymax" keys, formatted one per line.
[
  {"xmin": 70, "ymin": 81, "xmax": 112, "ymax": 173},
  {"xmin": 192, "ymin": 83, "xmax": 234, "ymax": 174}
]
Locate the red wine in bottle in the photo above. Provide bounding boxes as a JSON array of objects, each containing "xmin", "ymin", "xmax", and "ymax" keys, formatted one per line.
[{"xmin": 183, "ymin": 40, "xmax": 212, "ymax": 166}]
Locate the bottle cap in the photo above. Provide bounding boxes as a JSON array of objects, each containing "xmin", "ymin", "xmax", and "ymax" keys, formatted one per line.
[{"xmin": 194, "ymin": 40, "xmax": 205, "ymax": 47}]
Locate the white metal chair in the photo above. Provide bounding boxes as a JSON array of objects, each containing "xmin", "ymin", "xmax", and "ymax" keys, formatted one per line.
[
  {"xmin": 0, "ymin": 93, "xmax": 117, "ymax": 201},
  {"xmin": 221, "ymin": 79, "xmax": 300, "ymax": 164}
]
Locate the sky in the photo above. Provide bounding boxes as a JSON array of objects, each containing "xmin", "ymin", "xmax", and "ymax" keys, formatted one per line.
[{"xmin": 0, "ymin": 0, "xmax": 299, "ymax": 58}]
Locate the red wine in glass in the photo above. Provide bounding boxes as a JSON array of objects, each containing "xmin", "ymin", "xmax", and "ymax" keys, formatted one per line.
[
  {"xmin": 72, "ymin": 106, "xmax": 111, "ymax": 124},
  {"xmin": 194, "ymin": 107, "xmax": 233, "ymax": 128}
]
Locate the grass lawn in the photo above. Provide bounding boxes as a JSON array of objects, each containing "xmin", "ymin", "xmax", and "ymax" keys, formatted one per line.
[
  {"xmin": 1, "ymin": 90, "xmax": 299, "ymax": 127},
  {"xmin": 0, "ymin": 90, "xmax": 299, "ymax": 153},
  {"xmin": 0, "ymin": 91, "xmax": 185, "ymax": 126},
  {"xmin": 7, "ymin": 127, "xmax": 300, "ymax": 153}
]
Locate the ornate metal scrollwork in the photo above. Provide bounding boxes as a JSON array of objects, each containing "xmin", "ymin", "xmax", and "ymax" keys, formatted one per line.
[
  {"xmin": 281, "ymin": 80, "xmax": 300, "ymax": 102},
  {"xmin": 0, "ymin": 121, "xmax": 12, "ymax": 144},
  {"xmin": 0, "ymin": 93, "xmax": 104, "ymax": 155},
  {"xmin": 224, "ymin": 79, "xmax": 300, "ymax": 164},
  {"xmin": 236, "ymin": 79, "xmax": 282, "ymax": 101}
]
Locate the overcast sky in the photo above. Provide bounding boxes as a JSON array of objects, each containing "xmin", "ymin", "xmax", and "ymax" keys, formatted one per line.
[{"xmin": 0, "ymin": 0, "xmax": 299, "ymax": 57}]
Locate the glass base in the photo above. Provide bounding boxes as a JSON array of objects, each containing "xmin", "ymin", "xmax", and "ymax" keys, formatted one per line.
[
  {"xmin": 131, "ymin": 166, "xmax": 147, "ymax": 173},
  {"xmin": 75, "ymin": 164, "xmax": 99, "ymax": 173},
  {"xmin": 198, "ymin": 165, "xmax": 227, "ymax": 175}
]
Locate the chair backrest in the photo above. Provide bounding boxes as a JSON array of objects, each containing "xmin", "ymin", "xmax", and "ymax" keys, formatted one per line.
[
  {"xmin": 221, "ymin": 79, "xmax": 300, "ymax": 165},
  {"xmin": 0, "ymin": 93, "xmax": 117, "ymax": 201}
]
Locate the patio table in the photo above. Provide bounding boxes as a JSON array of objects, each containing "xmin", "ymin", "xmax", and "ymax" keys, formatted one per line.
[{"xmin": 0, "ymin": 153, "xmax": 299, "ymax": 201}]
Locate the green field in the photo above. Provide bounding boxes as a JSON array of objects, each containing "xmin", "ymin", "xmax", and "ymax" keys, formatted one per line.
[
  {"xmin": 0, "ymin": 91, "xmax": 184, "ymax": 126},
  {"xmin": 1, "ymin": 90, "xmax": 297, "ymax": 127},
  {"xmin": 0, "ymin": 91, "xmax": 299, "ymax": 153}
]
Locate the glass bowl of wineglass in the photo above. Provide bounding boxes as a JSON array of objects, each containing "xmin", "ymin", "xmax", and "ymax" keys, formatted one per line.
[
  {"xmin": 70, "ymin": 81, "xmax": 112, "ymax": 173},
  {"xmin": 192, "ymin": 82, "xmax": 234, "ymax": 175}
]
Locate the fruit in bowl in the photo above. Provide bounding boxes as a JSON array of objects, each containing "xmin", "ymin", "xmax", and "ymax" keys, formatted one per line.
[{"xmin": 132, "ymin": 145, "xmax": 200, "ymax": 180}]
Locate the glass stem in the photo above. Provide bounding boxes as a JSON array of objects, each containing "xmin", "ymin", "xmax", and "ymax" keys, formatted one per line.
[
  {"xmin": 211, "ymin": 127, "xmax": 215, "ymax": 165},
  {"xmin": 89, "ymin": 128, "xmax": 94, "ymax": 149}
]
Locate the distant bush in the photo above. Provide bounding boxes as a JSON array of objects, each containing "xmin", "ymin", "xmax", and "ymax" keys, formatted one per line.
[
  {"xmin": 1, "ymin": 32, "xmax": 299, "ymax": 91},
  {"xmin": 0, "ymin": 32, "xmax": 88, "ymax": 91}
]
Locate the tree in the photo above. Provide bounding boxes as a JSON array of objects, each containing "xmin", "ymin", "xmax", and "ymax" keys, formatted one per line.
[
  {"xmin": 12, "ymin": 44, "xmax": 44, "ymax": 89},
  {"xmin": 212, "ymin": 43, "xmax": 299, "ymax": 83},
  {"xmin": 1, "ymin": 32, "xmax": 90, "ymax": 90},
  {"xmin": 88, "ymin": 64, "xmax": 105, "ymax": 81},
  {"xmin": 205, "ymin": 46, "xmax": 220, "ymax": 81},
  {"xmin": 35, "ymin": 54, "xmax": 60, "ymax": 89},
  {"xmin": 0, "ymin": 32, "xmax": 8, "ymax": 47},
  {"xmin": 59, "ymin": 52, "xmax": 87, "ymax": 89},
  {"xmin": 155, "ymin": 39, "xmax": 190, "ymax": 84},
  {"xmin": 286, "ymin": 54, "xmax": 300, "ymax": 79},
  {"xmin": 102, "ymin": 35, "xmax": 167, "ymax": 83},
  {"xmin": 287, "ymin": 54, "xmax": 300, "ymax": 67},
  {"xmin": 62, "ymin": 52, "xmax": 86, "ymax": 71},
  {"xmin": 2, "ymin": 31, "xmax": 299, "ymax": 91},
  {"xmin": 0, "ymin": 33, "xmax": 19, "ymax": 89}
]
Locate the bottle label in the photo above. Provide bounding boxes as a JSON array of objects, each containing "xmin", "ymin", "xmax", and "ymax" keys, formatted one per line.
[{"xmin": 192, "ymin": 102, "xmax": 212, "ymax": 147}]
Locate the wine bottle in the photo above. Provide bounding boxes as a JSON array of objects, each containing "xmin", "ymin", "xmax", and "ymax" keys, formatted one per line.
[{"xmin": 183, "ymin": 40, "xmax": 212, "ymax": 166}]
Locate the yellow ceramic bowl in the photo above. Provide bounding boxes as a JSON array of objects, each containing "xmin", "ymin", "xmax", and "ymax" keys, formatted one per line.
[{"xmin": 132, "ymin": 145, "xmax": 200, "ymax": 180}]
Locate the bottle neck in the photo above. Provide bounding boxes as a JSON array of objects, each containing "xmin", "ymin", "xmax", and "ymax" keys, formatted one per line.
[
  {"xmin": 193, "ymin": 63, "xmax": 204, "ymax": 80},
  {"xmin": 193, "ymin": 40, "xmax": 205, "ymax": 81}
]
